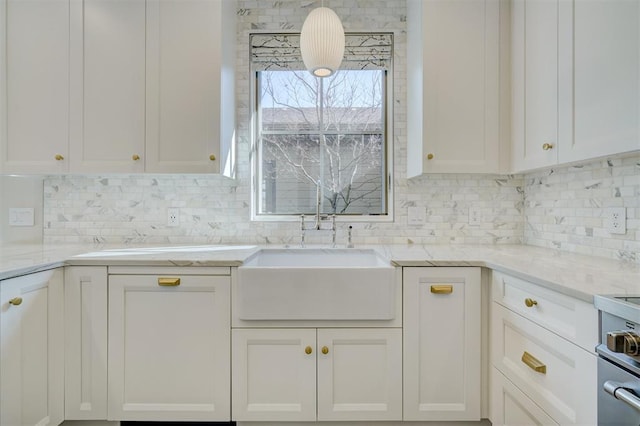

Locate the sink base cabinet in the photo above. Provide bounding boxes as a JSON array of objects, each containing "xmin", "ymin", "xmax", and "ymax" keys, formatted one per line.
[
  {"xmin": 107, "ymin": 272, "xmax": 230, "ymax": 421},
  {"xmin": 403, "ymin": 267, "xmax": 482, "ymax": 421},
  {"xmin": 0, "ymin": 268, "xmax": 64, "ymax": 426},
  {"xmin": 232, "ymin": 328, "xmax": 402, "ymax": 422},
  {"xmin": 232, "ymin": 328, "xmax": 317, "ymax": 422}
]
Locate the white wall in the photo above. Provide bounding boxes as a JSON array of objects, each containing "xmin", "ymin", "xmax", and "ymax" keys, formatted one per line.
[{"xmin": 0, "ymin": 175, "xmax": 44, "ymax": 244}]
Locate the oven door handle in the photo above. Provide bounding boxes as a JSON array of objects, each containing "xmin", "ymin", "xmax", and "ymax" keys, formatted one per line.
[{"xmin": 604, "ymin": 380, "xmax": 640, "ymax": 412}]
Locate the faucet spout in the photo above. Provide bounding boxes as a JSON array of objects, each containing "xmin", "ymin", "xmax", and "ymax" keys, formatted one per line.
[{"xmin": 315, "ymin": 179, "xmax": 321, "ymax": 230}]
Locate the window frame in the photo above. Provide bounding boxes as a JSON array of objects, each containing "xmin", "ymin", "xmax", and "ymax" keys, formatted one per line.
[{"xmin": 250, "ymin": 33, "xmax": 394, "ymax": 223}]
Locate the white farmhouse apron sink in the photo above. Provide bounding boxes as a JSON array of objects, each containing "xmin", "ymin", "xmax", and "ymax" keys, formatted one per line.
[{"xmin": 236, "ymin": 248, "xmax": 396, "ymax": 320}]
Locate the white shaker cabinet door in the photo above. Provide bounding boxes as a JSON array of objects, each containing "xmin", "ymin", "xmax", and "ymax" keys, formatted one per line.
[
  {"xmin": 64, "ymin": 266, "xmax": 109, "ymax": 420},
  {"xmin": 69, "ymin": 0, "xmax": 146, "ymax": 173},
  {"xmin": 145, "ymin": 0, "xmax": 236, "ymax": 174},
  {"xmin": 317, "ymin": 328, "xmax": 402, "ymax": 421},
  {"xmin": 511, "ymin": 0, "xmax": 562, "ymax": 171},
  {"xmin": 562, "ymin": 0, "xmax": 640, "ymax": 162},
  {"xmin": 490, "ymin": 367, "xmax": 558, "ymax": 426},
  {"xmin": 232, "ymin": 328, "xmax": 317, "ymax": 422},
  {"xmin": 0, "ymin": 269, "xmax": 64, "ymax": 426},
  {"xmin": 403, "ymin": 267, "xmax": 481, "ymax": 421},
  {"xmin": 0, "ymin": 0, "xmax": 70, "ymax": 173},
  {"xmin": 108, "ymin": 274, "xmax": 230, "ymax": 421},
  {"xmin": 407, "ymin": 0, "xmax": 507, "ymax": 175}
]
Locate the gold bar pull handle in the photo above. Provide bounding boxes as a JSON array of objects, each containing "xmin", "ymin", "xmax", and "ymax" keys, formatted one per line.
[
  {"xmin": 522, "ymin": 351, "xmax": 547, "ymax": 374},
  {"xmin": 430, "ymin": 284, "xmax": 453, "ymax": 294},
  {"xmin": 158, "ymin": 277, "xmax": 181, "ymax": 287}
]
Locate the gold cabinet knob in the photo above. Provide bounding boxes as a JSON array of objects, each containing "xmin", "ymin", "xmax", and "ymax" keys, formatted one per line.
[
  {"xmin": 54, "ymin": 154, "xmax": 64, "ymax": 161},
  {"xmin": 542, "ymin": 143, "xmax": 554, "ymax": 151},
  {"xmin": 426, "ymin": 153, "xmax": 434, "ymax": 160},
  {"xmin": 209, "ymin": 154, "xmax": 216, "ymax": 161},
  {"xmin": 305, "ymin": 346, "xmax": 313, "ymax": 355},
  {"xmin": 524, "ymin": 298, "xmax": 538, "ymax": 308},
  {"xmin": 9, "ymin": 297, "xmax": 23, "ymax": 306},
  {"xmin": 132, "ymin": 154, "xmax": 140, "ymax": 161},
  {"xmin": 321, "ymin": 346, "xmax": 329, "ymax": 355}
]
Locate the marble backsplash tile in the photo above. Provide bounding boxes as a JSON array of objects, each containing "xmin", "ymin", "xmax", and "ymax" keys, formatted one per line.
[
  {"xmin": 43, "ymin": 173, "xmax": 524, "ymax": 246},
  {"xmin": 524, "ymin": 153, "xmax": 640, "ymax": 262}
]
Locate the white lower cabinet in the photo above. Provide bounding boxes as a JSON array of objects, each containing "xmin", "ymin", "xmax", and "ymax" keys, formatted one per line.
[
  {"xmin": 403, "ymin": 267, "xmax": 482, "ymax": 421},
  {"xmin": 232, "ymin": 327, "xmax": 402, "ymax": 422},
  {"xmin": 64, "ymin": 266, "xmax": 108, "ymax": 420},
  {"xmin": 490, "ymin": 269, "xmax": 598, "ymax": 426},
  {"xmin": 491, "ymin": 303, "xmax": 596, "ymax": 425},
  {"xmin": 107, "ymin": 269, "xmax": 231, "ymax": 421},
  {"xmin": 491, "ymin": 368, "xmax": 558, "ymax": 426},
  {"xmin": 0, "ymin": 268, "xmax": 64, "ymax": 426}
]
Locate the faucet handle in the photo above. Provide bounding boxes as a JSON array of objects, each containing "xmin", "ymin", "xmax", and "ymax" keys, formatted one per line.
[{"xmin": 347, "ymin": 225, "xmax": 354, "ymax": 248}]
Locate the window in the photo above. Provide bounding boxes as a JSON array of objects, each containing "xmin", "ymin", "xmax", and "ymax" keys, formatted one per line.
[{"xmin": 251, "ymin": 33, "xmax": 393, "ymax": 219}]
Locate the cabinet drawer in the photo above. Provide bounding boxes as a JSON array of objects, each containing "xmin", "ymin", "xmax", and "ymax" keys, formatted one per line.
[
  {"xmin": 490, "ymin": 367, "xmax": 557, "ymax": 426},
  {"xmin": 491, "ymin": 303, "xmax": 596, "ymax": 425},
  {"xmin": 492, "ymin": 271, "xmax": 597, "ymax": 352}
]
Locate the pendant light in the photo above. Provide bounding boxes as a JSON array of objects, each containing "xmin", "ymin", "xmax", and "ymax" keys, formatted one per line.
[{"xmin": 300, "ymin": 6, "xmax": 345, "ymax": 77}]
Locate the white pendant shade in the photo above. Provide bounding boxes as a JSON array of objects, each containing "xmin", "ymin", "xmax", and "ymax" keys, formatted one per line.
[{"xmin": 300, "ymin": 7, "xmax": 345, "ymax": 77}]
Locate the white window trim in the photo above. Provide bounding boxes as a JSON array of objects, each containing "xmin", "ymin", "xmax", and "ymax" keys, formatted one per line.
[{"xmin": 249, "ymin": 34, "xmax": 394, "ymax": 223}]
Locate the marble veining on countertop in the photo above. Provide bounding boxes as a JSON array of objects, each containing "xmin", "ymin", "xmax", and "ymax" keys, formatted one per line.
[{"xmin": 1, "ymin": 243, "xmax": 639, "ymax": 303}]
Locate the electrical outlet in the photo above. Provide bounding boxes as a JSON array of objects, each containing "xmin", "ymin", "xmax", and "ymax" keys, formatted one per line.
[
  {"xmin": 469, "ymin": 207, "xmax": 481, "ymax": 226},
  {"xmin": 605, "ymin": 207, "xmax": 627, "ymax": 234},
  {"xmin": 167, "ymin": 208, "xmax": 180, "ymax": 227},
  {"xmin": 407, "ymin": 206, "xmax": 426, "ymax": 225}
]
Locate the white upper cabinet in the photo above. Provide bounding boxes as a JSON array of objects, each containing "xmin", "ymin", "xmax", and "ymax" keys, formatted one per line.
[
  {"xmin": 145, "ymin": 0, "xmax": 236, "ymax": 174},
  {"xmin": 70, "ymin": 0, "xmax": 146, "ymax": 173},
  {"xmin": 565, "ymin": 0, "xmax": 640, "ymax": 162},
  {"xmin": 0, "ymin": 0, "xmax": 70, "ymax": 174},
  {"xmin": 511, "ymin": 0, "xmax": 562, "ymax": 171},
  {"xmin": 407, "ymin": 0, "xmax": 510, "ymax": 175},
  {"xmin": 512, "ymin": 0, "xmax": 640, "ymax": 172},
  {"xmin": 1, "ymin": 0, "xmax": 236, "ymax": 175}
]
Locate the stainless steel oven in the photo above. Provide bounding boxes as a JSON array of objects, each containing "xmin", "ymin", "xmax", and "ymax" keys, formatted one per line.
[{"xmin": 595, "ymin": 295, "xmax": 640, "ymax": 425}]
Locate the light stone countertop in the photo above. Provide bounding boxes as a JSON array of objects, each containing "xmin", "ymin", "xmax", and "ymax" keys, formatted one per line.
[{"xmin": 1, "ymin": 243, "xmax": 639, "ymax": 303}]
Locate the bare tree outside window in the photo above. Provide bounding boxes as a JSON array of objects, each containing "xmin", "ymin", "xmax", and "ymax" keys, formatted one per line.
[{"xmin": 257, "ymin": 69, "xmax": 387, "ymax": 216}]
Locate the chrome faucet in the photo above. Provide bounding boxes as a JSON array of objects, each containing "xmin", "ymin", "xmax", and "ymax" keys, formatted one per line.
[
  {"xmin": 298, "ymin": 180, "xmax": 338, "ymax": 247},
  {"xmin": 315, "ymin": 179, "xmax": 321, "ymax": 230},
  {"xmin": 331, "ymin": 215, "xmax": 337, "ymax": 248}
]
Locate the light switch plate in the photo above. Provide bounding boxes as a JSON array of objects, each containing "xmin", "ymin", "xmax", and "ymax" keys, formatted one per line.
[{"xmin": 9, "ymin": 208, "xmax": 35, "ymax": 227}]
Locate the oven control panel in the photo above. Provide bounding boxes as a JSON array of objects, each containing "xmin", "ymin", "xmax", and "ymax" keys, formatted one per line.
[{"xmin": 607, "ymin": 331, "xmax": 640, "ymax": 356}]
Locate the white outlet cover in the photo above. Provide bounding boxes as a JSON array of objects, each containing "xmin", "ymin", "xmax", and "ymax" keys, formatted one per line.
[
  {"xmin": 469, "ymin": 207, "xmax": 481, "ymax": 226},
  {"xmin": 605, "ymin": 207, "xmax": 626, "ymax": 235},
  {"xmin": 407, "ymin": 206, "xmax": 426, "ymax": 225},
  {"xmin": 167, "ymin": 207, "xmax": 180, "ymax": 227}
]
